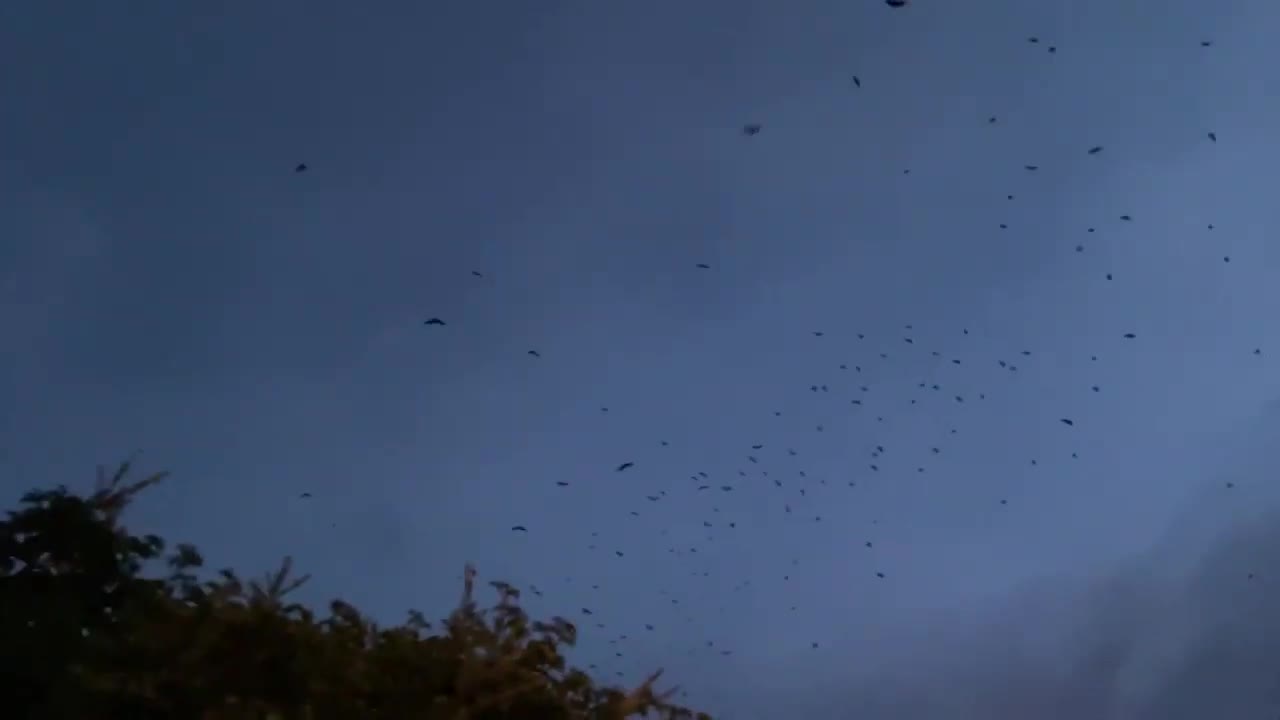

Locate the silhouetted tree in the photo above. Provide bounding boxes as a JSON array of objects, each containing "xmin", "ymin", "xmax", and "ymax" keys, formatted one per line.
[{"xmin": 0, "ymin": 458, "xmax": 710, "ymax": 720}]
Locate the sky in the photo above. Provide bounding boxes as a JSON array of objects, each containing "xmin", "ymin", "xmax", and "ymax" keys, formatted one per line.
[{"xmin": 4, "ymin": 0, "xmax": 1280, "ymax": 716}]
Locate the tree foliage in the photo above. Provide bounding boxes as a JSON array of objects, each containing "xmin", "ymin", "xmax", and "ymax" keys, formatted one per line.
[{"xmin": 0, "ymin": 458, "xmax": 711, "ymax": 720}]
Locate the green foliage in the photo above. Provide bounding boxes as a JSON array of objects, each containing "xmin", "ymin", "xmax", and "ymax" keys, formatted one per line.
[{"xmin": 0, "ymin": 458, "xmax": 710, "ymax": 720}]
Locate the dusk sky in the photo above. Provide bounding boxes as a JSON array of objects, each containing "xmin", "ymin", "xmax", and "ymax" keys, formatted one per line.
[{"xmin": 6, "ymin": 1, "xmax": 1280, "ymax": 717}]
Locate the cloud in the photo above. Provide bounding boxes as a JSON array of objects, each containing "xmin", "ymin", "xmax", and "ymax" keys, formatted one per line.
[
  {"xmin": 778, "ymin": 509, "xmax": 1280, "ymax": 718},
  {"xmin": 726, "ymin": 401, "xmax": 1280, "ymax": 719}
]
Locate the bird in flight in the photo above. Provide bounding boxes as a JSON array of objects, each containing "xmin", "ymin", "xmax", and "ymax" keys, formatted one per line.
[
  {"xmin": 885, "ymin": 0, "xmax": 907, "ymax": 6},
  {"xmin": 294, "ymin": 163, "xmax": 308, "ymax": 173},
  {"xmin": 424, "ymin": 318, "xmax": 446, "ymax": 326},
  {"xmin": 851, "ymin": 75, "xmax": 861, "ymax": 88},
  {"xmin": 616, "ymin": 462, "xmax": 635, "ymax": 472},
  {"xmin": 743, "ymin": 124, "xmax": 762, "ymax": 136},
  {"xmin": 511, "ymin": 525, "xmax": 528, "ymax": 533},
  {"xmin": 696, "ymin": 263, "xmax": 711, "ymax": 269}
]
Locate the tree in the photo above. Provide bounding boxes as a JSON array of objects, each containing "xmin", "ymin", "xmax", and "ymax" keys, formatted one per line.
[{"xmin": 0, "ymin": 458, "xmax": 711, "ymax": 720}]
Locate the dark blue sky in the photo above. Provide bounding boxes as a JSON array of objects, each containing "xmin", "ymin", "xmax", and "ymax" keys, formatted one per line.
[{"xmin": 5, "ymin": 1, "xmax": 1280, "ymax": 717}]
